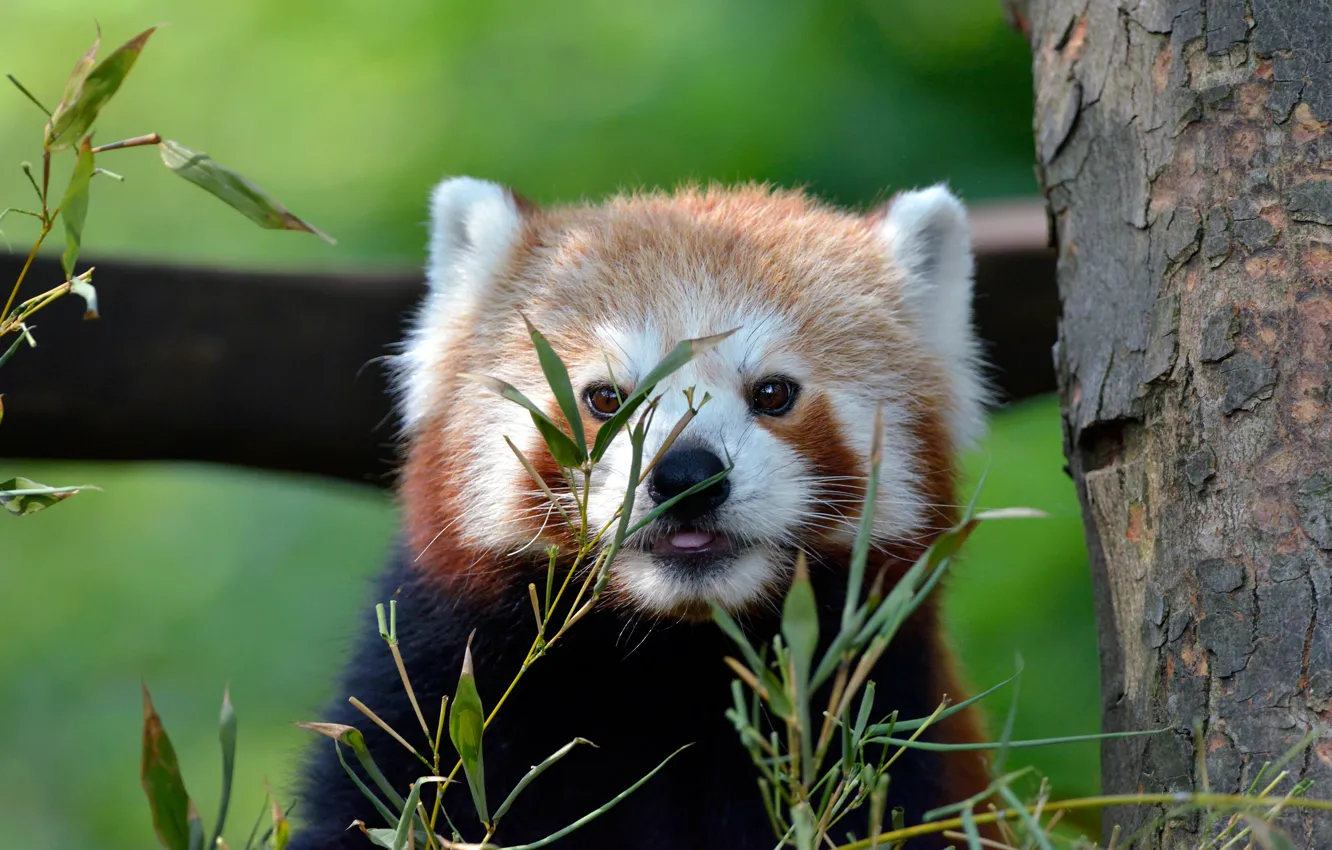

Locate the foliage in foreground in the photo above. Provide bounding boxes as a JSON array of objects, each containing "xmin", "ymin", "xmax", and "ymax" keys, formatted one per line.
[
  {"xmin": 138, "ymin": 317, "xmax": 1330, "ymax": 849},
  {"xmin": 1, "ymin": 24, "xmax": 330, "ymax": 515}
]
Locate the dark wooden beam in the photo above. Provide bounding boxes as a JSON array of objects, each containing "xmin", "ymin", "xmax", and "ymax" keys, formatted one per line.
[{"xmin": 0, "ymin": 199, "xmax": 1055, "ymax": 487}]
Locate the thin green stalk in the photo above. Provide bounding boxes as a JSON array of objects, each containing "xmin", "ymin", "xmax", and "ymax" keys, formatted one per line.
[{"xmin": 834, "ymin": 793, "xmax": 1332, "ymax": 850}]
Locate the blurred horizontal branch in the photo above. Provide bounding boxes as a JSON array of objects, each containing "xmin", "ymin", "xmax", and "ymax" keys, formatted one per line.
[{"xmin": 0, "ymin": 199, "xmax": 1055, "ymax": 487}]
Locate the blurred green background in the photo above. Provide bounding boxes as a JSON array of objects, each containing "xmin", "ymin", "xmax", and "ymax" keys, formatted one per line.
[{"xmin": 0, "ymin": 2, "xmax": 1097, "ymax": 848}]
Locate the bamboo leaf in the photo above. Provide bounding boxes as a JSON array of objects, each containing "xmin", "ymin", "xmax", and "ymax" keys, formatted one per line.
[
  {"xmin": 0, "ymin": 477, "xmax": 95, "ymax": 515},
  {"xmin": 458, "ymin": 372, "xmax": 584, "ymax": 468},
  {"xmin": 589, "ymin": 328, "xmax": 737, "ymax": 462},
  {"xmin": 392, "ymin": 777, "xmax": 446, "ymax": 850},
  {"xmin": 448, "ymin": 634, "xmax": 489, "ymax": 823},
  {"xmin": 523, "ymin": 314, "xmax": 586, "ymax": 456},
  {"xmin": 59, "ymin": 138, "xmax": 95, "ymax": 281},
  {"xmin": 333, "ymin": 742, "xmax": 398, "ymax": 827},
  {"xmin": 505, "ymin": 745, "xmax": 691, "ymax": 850},
  {"xmin": 187, "ymin": 804, "xmax": 205, "ymax": 850},
  {"xmin": 494, "ymin": 738, "xmax": 595, "ymax": 822},
  {"xmin": 158, "ymin": 140, "xmax": 334, "ymax": 243},
  {"xmin": 212, "ymin": 687, "xmax": 238, "ymax": 850},
  {"xmin": 866, "ymin": 726, "xmax": 1170, "ymax": 751},
  {"xmin": 46, "ymin": 27, "xmax": 156, "ymax": 152},
  {"xmin": 269, "ymin": 794, "xmax": 290, "ymax": 850},
  {"xmin": 141, "ymin": 685, "xmax": 193, "ymax": 850},
  {"xmin": 781, "ymin": 552, "xmax": 818, "ymax": 782},
  {"xmin": 841, "ymin": 407, "xmax": 884, "ymax": 631},
  {"xmin": 294, "ymin": 722, "xmax": 405, "ymax": 809}
]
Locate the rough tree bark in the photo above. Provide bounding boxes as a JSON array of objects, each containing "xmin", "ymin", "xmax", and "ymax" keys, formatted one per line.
[{"xmin": 1009, "ymin": 0, "xmax": 1332, "ymax": 845}]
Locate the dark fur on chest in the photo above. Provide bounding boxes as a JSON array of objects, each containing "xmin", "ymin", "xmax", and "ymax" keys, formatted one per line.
[{"xmin": 288, "ymin": 542, "xmax": 963, "ymax": 850}]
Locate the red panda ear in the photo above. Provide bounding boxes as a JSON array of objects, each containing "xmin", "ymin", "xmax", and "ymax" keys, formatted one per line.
[
  {"xmin": 874, "ymin": 184, "xmax": 988, "ymax": 447},
  {"xmin": 396, "ymin": 177, "xmax": 531, "ymax": 430}
]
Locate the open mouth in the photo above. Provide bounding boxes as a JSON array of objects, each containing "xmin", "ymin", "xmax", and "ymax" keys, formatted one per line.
[{"xmin": 649, "ymin": 529, "xmax": 735, "ymax": 558}]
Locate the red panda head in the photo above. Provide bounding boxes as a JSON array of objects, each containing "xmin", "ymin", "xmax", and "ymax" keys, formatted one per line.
[{"xmin": 394, "ymin": 180, "xmax": 986, "ymax": 619}]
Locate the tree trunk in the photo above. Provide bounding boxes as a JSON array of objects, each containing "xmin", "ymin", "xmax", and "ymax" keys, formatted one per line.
[{"xmin": 1011, "ymin": 0, "xmax": 1332, "ymax": 845}]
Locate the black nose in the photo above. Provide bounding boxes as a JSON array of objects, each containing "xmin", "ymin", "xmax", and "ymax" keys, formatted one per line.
[{"xmin": 648, "ymin": 446, "xmax": 730, "ymax": 520}]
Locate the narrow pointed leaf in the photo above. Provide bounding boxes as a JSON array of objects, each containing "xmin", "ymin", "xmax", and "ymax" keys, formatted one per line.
[
  {"xmin": 334, "ymin": 742, "xmax": 398, "ymax": 827},
  {"xmin": 506, "ymin": 745, "xmax": 691, "ymax": 850},
  {"xmin": 187, "ymin": 803, "xmax": 205, "ymax": 850},
  {"xmin": 590, "ymin": 329, "xmax": 737, "ymax": 462},
  {"xmin": 459, "ymin": 372, "xmax": 583, "ymax": 467},
  {"xmin": 0, "ymin": 477, "xmax": 95, "ymax": 516},
  {"xmin": 46, "ymin": 27, "xmax": 156, "ymax": 151},
  {"xmin": 141, "ymin": 686, "xmax": 193, "ymax": 850},
  {"xmin": 295, "ymin": 722, "xmax": 405, "ymax": 809},
  {"xmin": 711, "ymin": 603, "xmax": 791, "ymax": 717},
  {"xmin": 158, "ymin": 140, "xmax": 334, "ymax": 243},
  {"xmin": 59, "ymin": 138, "xmax": 95, "ymax": 281},
  {"xmin": 494, "ymin": 738, "xmax": 595, "ymax": 822},
  {"xmin": 523, "ymin": 315, "xmax": 585, "ymax": 455},
  {"xmin": 880, "ymin": 661, "xmax": 1023, "ymax": 734},
  {"xmin": 0, "ymin": 334, "xmax": 27, "ymax": 371},
  {"xmin": 58, "ymin": 31, "xmax": 101, "ymax": 111},
  {"xmin": 392, "ymin": 777, "xmax": 448, "ymax": 850},
  {"xmin": 842, "ymin": 406, "xmax": 884, "ymax": 630},
  {"xmin": 211, "ymin": 688, "xmax": 237, "ymax": 850},
  {"xmin": 867, "ymin": 726, "xmax": 1170, "ymax": 750},
  {"xmin": 448, "ymin": 635, "xmax": 488, "ymax": 823},
  {"xmin": 269, "ymin": 795, "xmax": 290, "ymax": 850},
  {"xmin": 781, "ymin": 553, "xmax": 818, "ymax": 780}
]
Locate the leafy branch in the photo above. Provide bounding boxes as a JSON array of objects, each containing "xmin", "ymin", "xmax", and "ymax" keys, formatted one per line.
[{"xmin": 2, "ymin": 24, "xmax": 333, "ymax": 515}]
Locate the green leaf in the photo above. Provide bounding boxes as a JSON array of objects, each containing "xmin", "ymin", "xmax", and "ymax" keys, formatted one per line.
[
  {"xmin": 294, "ymin": 722, "xmax": 405, "ymax": 809},
  {"xmin": 493, "ymin": 738, "xmax": 595, "ymax": 822},
  {"xmin": 212, "ymin": 687, "xmax": 237, "ymax": 850},
  {"xmin": 589, "ymin": 328, "xmax": 737, "ymax": 462},
  {"xmin": 867, "ymin": 726, "xmax": 1170, "ymax": 751},
  {"xmin": 333, "ymin": 742, "xmax": 398, "ymax": 827},
  {"xmin": 0, "ymin": 477, "xmax": 96, "ymax": 516},
  {"xmin": 141, "ymin": 685, "xmax": 193, "ymax": 850},
  {"xmin": 459, "ymin": 372, "xmax": 584, "ymax": 468},
  {"xmin": 505, "ymin": 745, "xmax": 691, "ymax": 850},
  {"xmin": 6, "ymin": 73, "xmax": 52, "ymax": 117},
  {"xmin": 391, "ymin": 777, "xmax": 448, "ymax": 850},
  {"xmin": 59, "ymin": 139, "xmax": 96, "ymax": 282},
  {"xmin": 59, "ymin": 31, "xmax": 101, "ymax": 112},
  {"xmin": 269, "ymin": 794, "xmax": 290, "ymax": 850},
  {"xmin": 781, "ymin": 552, "xmax": 818, "ymax": 784},
  {"xmin": 842, "ymin": 406, "xmax": 884, "ymax": 630},
  {"xmin": 711, "ymin": 603, "xmax": 791, "ymax": 717},
  {"xmin": 1245, "ymin": 818, "xmax": 1301, "ymax": 850},
  {"xmin": 448, "ymin": 634, "xmax": 489, "ymax": 823},
  {"xmin": 46, "ymin": 27, "xmax": 156, "ymax": 152},
  {"xmin": 523, "ymin": 314, "xmax": 586, "ymax": 456},
  {"xmin": 187, "ymin": 804, "xmax": 205, "ymax": 850},
  {"xmin": 158, "ymin": 140, "xmax": 334, "ymax": 243},
  {"xmin": 880, "ymin": 661, "xmax": 1023, "ymax": 734},
  {"xmin": 868, "ymin": 772, "xmax": 889, "ymax": 850},
  {"xmin": 0, "ymin": 334, "xmax": 28, "ymax": 371}
]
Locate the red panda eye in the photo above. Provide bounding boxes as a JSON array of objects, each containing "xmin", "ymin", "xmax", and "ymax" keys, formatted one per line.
[
  {"xmin": 751, "ymin": 378, "xmax": 798, "ymax": 416},
  {"xmin": 583, "ymin": 384, "xmax": 625, "ymax": 419}
]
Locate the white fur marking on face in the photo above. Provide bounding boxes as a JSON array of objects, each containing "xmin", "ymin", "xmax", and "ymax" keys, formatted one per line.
[
  {"xmin": 396, "ymin": 177, "xmax": 524, "ymax": 430},
  {"xmin": 877, "ymin": 184, "xmax": 987, "ymax": 448},
  {"xmin": 574, "ymin": 299, "xmax": 926, "ymax": 613}
]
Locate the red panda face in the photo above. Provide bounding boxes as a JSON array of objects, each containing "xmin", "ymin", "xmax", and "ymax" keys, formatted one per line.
[{"xmin": 395, "ymin": 181, "xmax": 986, "ymax": 619}]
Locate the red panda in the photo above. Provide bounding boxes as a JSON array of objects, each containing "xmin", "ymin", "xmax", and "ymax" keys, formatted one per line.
[{"xmin": 290, "ymin": 180, "xmax": 994, "ymax": 849}]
